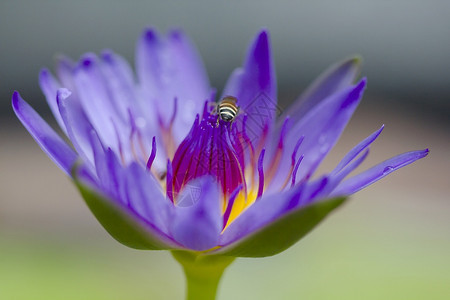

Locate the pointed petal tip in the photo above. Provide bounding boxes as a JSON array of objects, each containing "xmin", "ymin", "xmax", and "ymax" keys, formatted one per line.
[
  {"xmin": 237, "ymin": 28, "xmax": 275, "ymax": 104},
  {"xmin": 56, "ymin": 54, "xmax": 75, "ymax": 68},
  {"xmin": 349, "ymin": 55, "xmax": 363, "ymax": 66},
  {"xmin": 39, "ymin": 68, "xmax": 51, "ymax": 79},
  {"xmin": 245, "ymin": 30, "xmax": 271, "ymax": 59},
  {"xmin": 254, "ymin": 29, "xmax": 270, "ymax": 48},
  {"xmin": 344, "ymin": 55, "xmax": 363, "ymax": 80},
  {"xmin": 340, "ymin": 77, "xmax": 367, "ymax": 109},
  {"xmin": 351, "ymin": 77, "xmax": 367, "ymax": 98},
  {"xmin": 404, "ymin": 148, "xmax": 430, "ymax": 161},
  {"xmin": 332, "ymin": 148, "xmax": 430, "ymax": 197},
  {"xmin": 11, "ymin": 90, "xmax": 78, "ymax": 176},
  {"xmin": 358, "ymin": 76, "xmax": 368, "ymax": 88},
  {"xmin": 142, "ymin": 27, "xmax": 160, "ymax": 42},
  {"xmin": 55, "ymin": 55, "xmax": 76, "ymax": 78},
  {"xmin": 330, "ymin": 55, "xmax": 362, "ymax": 72},
  {"xmin": 374, "ymin": 124, "xmax": 385, "ymax": 135},
  {"xmin": 257, "ymin": 28, "xmax": 270, "ymax": 38},
  {"xmin": 77, "ymin": 53, "xmax": 97, "ymax": 69},
  {"xmin": 11, "ymin": 90, "xmax": 21, "ymax": 111},
  {"xmin": 420, "ymin": 148, "xmax": 430, "ymax": 157},
  {"xmin": 38, "ymin": 68, "xmax": 62, "ymax": 100},
  {"xmin": 11, "ymin": 91, "xmax": 31, "ymax": 117},
  {"xmin": 100, "ymin": 49, "xmax": 114, "ymax": 61},
  {"xmin": 168, "ymin": 27, "xmax": 185, "ymax": 40}
]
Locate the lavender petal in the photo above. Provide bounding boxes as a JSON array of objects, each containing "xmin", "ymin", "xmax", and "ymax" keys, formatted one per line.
[
  {"xmin": 74, "ymin": 165, "xmax": 179, "ymax": 250},
  {"xmin": 57, "ymin": 88, "xmax": 96, "ymax": 168},
  {"xmin": 125, "ymin": 162, "xmax": 172, "ymax": 235},
  {"xmin": 171, "ymin": 176, "xmax": 222, "ymax": 251},
  {"xmin": 330, "ymin": 149, "xmax": 429, "ymax": 196},
  {"xmin": 38, "ymin": 69, "xmax": 67, "ymax": 134},
  {"xmin": 135, "ymin": 28, "xmax": 210, "ymax": 143},
  {"xmin": 100, "ymin": 50, "xmax": 140, "ymax": 121},
  {"xmin": 331, "ymin": 125, "xmax": 384, "ymax": 175},
  {"xmin": 217, "ymin": 186, "xmax": 346, "ymax": 257},
  {"xmin": 222, "ymin": 30, "xmax": 277, "ymax": 142},
  {"xmin": 55, "ymin": 55, "xmax": 77, "ymax": 92},
  {"xmin": 279, "ymin": 56, "xmax": 361, "ymax": 126},
  {"xmin": 269, "ymin": 79, "xmax": 367, "ymax": 190},
  {"xmin": 73, "ymin": 54, "xmax": 124, "ymax": 151},
  {"xmin": 12, "ymin": 91, "xmax": 77, "ymax": 176}
]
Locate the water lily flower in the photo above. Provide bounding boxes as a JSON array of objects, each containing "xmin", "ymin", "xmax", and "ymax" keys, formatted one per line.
[{"xmin": 12, "ymin": 28, "xmax": 428, "ymax": 300}]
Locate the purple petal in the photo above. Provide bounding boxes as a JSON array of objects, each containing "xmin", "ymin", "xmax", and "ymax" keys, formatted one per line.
[
  {"xmin": 57, "ymin": 88, "xmax": 96, "ymax": 168},
  {"xmin": 74, "ymin": 162, "xmax": 179, "ymax": 249},
  {"xmin": 12, "ymin": 91, "xmax": 78, "ymax": 175},
  {"xmin": 330, "ymin": 149, "xmax": 429, "ymax": 196},
  {"xmin": 104, "ymin": 148, "xmax": 127, "ymax": 203},
  {"xmin": 125, "ymin": 162, "xmax": 172, "ymax": 234},
  {"xmin": 83, "ymin": 136, "xmax": 174, "ymax": 240},
  {"xmin": 220, "ymin": 185, "xmax": 303, "ymax": 246},
  {"xmin": 269, "ymin": 79, "xmax": 367, "ymax": 190},
  {"xmin": 170, "ymin": 176, "xmax": 222, "ymax": 251},
  {"xmin": 55, "ymin": 55, "xmax": 77, "ymax": 92},
  {"xmin": 38, "ymin": 69, "xmax": 67, "ymax": 134},
  {"xmin": 222, "ymin": 30, "xmax": 277, "ymax": 142},
  {"xmin": 73, "ymin": 54, "xmax": 124, "ymax": 149},
  {"xmin": 168, "ymin": 28, "xmax": 210, "ymax": 104},
  {"xmin": 298, "ymin": 176, "xmax": 329, "ymax": 206},
  {"xmin": 317, "ymin": 149, "xmax": 370, "ymax": 199},
  {"xmin": 135, "ymin": 28, "xmax": 210, "ymax": 143},
  {"xmin": 100, "ymin": 50, "xmax": 140, "ymax": 121},
  {"xmin": 279, "ymin": 56, "xmax": 361, "ymax": 126},
  {"xmin": 89, "ymin": 129, "xmax": 108, "ymax": 187},
  {"xmin": 55, "ymin": 56, "xmax": 99, "ymax": 161},
  {"xmin": 135, "ymin": 28, "xmax": 165, "ymax": 101},
  {"xmin": 100, "ymin": 51, "xmax": 162, "ymax": 164},
  {"xmin": 333, "ymin": 149, "xmax": 370, "ymax": 183},
  {"xmin": 331, "ymin": 125, "xmax": 384, "ymax": 175},
  {"xmin": 74, "ymin": 161, "xmax": 98, "ymax": 188}
]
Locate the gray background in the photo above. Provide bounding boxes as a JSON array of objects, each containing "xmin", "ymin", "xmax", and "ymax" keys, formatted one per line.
[{"xmin": 1, "ymin": 0, "xmax": 449, "ymax": 122}]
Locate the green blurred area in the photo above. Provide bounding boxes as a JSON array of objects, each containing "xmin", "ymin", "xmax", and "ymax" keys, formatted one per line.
[
  {"xmin": 1, "ymin": 207, "xmax": 449, "ymax": 300},
  {"xmin": 1, "ymin": 103, "xmax": 449, "ymax": 299}
]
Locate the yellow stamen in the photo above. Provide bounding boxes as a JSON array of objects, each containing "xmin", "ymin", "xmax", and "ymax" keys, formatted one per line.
[{"xmin": 223, "ymin": 190, "xmax": 258, "ymax": 230}]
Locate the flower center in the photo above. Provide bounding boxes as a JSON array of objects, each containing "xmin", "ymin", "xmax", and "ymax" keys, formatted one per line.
[
  {"xmin": 153, "ymin": 99, "xmax": 305, "ymax": 229},
  {"xmin": 169, "ymin": 102, "xmax": 246, "ymax": 202}
]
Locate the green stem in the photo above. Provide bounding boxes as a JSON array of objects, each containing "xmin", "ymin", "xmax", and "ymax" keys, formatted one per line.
[{"xmin": 172, "ymin": 251, "xmax": 235, "ymax": 300}]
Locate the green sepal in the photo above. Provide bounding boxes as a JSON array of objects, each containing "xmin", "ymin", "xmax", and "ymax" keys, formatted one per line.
[
  {"xmin": 73, "ymin": 170, "xmax": 177, "ymax": 250},
  {"xmin": 213, "ymin": 196, "xmax": 347, "ymax": 257}
]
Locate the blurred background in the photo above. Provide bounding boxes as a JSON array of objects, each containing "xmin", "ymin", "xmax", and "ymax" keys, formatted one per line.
[{"xmin": 1, "ymin": 1, "xmax": 449, "ymax": 299}]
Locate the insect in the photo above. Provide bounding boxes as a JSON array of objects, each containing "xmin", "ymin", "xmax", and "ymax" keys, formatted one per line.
[{"xmin": 216, "ymin": 96, "xmax": 240, "ymax": 123}]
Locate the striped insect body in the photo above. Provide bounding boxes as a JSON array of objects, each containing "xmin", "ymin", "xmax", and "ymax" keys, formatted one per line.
[{"xmin": 217, "ymin": 96, "xmax": 240, "ymax": 122}]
